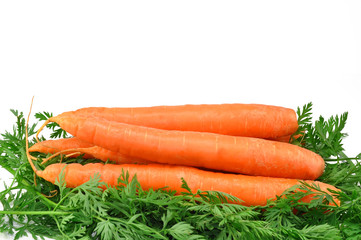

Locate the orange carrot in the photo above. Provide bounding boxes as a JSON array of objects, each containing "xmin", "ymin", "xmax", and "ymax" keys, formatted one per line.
[
  {"xmin": 67, "ymin": 103, "xmax": 298, "ymax": 139},
  {"xmin": 29, "ymin": 138, "xmax": 94, "ymax": 157},
  {"xmin": 29, "ymin": 138, "xmax": 149, "ymax": 164},
  {"xmin": 38, "ymin": 113, "xmax": 325, "ymax": 180},
  {"xmin": 25, "ymin": 101, "xmax": 338, "ymax": 208},
  {"xmin": 31, "ymin": 162, "xmax": 340, "ymax": 207}
]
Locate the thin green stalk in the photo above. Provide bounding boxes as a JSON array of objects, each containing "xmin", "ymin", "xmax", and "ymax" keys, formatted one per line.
[
  {"xmin": 52, "ymin": 187, "xmax": 79, "ymax": 212},
  {"xmin": 0, "ymin": 210, "xmax": 70, "ymax": 216},
  {"xmin": 52, "ymin": 215, "xmax": 73, "ymax": 240},
  {"xmin": 1, "ymin": 167, "xmax": 60, "ymax": 210},
  {"xmin": 0, "ymin": 165, "xmax": 23, "ymax": 199},
  {"xmin": 0, "ymin": 163, "xmax": 16, "ymax": 176},
  {"xmin": 26, "ymin": 185, "xmax": 59, "ymax": 208},
  {"xmin": 324, "ymin": 157, "xmax": 360, "ymax": 162}
]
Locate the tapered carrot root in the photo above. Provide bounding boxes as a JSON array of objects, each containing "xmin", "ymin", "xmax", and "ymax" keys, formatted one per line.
[
  {"xmin": 68, "ymin": 103, "xmax": 298, "ymax": 139},
  {"xmin": 29, "ymin": 137, "xmax": 94, "ymax": 154},
  {"xmin": 29, "ymin": 138, "xmax": 94, "ymax": 159},
  {"xmin": 29, "ymin": 138, "xmax": 150, "ymax": 165},
  {"xmin": 43, "ymin": 113, "xmax": 325, "ymax": 180},
  {"xmin": 36, "ymin": 162, "xmax": 339, "ymax": 207}
]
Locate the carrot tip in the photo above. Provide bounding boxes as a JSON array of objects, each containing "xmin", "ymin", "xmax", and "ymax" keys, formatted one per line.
[
  {"xmin": 42, "ymin": 189, "xmax": 58, "ymax": 198},
  {"xmin": 36, "ymin": 118, "xmax": 51, "ymax": 143},
  {"xmin": 40, "ymin": 148, "xmax": 85, "ymax": 165},
  {"xmin": 25, "ymin": 97, "xmax": 44, "ymax": 179}
]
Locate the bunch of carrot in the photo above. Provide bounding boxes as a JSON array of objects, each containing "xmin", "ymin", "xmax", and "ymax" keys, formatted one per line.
[{"xmin": 27, "ymin": 103, "xmax": 340, "ymax": 207}]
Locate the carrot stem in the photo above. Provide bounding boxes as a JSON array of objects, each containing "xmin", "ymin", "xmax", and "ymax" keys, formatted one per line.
[
  {"xmin": 35, "ymin": 118, "xmax": 51, "ymax": 143},
  {"xmin": 0, "ymin": 210, "xmax": 70, "ymax": 216},
  {"xmin": 52, "ymin": 187, "xmax": 78, "ymax": 212}
]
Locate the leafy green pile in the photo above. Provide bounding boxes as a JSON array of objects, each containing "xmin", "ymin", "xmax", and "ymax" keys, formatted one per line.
[{"xmin": 0, "ymin": 103, "xmax": 360, "ymax": 240}]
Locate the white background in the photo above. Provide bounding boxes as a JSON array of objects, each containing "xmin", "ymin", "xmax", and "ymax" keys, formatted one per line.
[{"xmin": 0, "ymin": 1, "xmax": 360, "ymax": 239}]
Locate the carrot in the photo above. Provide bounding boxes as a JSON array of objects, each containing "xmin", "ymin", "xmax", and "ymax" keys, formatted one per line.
[
  {"xmin": 66, "ymin": 103, "xmax": 298, "ymax": 139},
  {"xmin": 38, "ymin": 113, "xmax": 325, "ymax": 180},
  {"xmin": 29, "ymin": 138, "xmax": 94, "ymax": 158},
  {"xmin": 29, "ymin": 138, "xmax": 149, "ymax": 165},
  {"xmin": 30, "ymin": 162, "xmax": 340, "ymax": 207},
  {"xmin": 25, "ymin": 99, "xmax": 339, "ymax": 208}
]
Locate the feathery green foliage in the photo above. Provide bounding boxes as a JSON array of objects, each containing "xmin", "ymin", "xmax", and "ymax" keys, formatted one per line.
[{"xmin": 0, "ymin": 103, "xmax": 360, "ymax": 239}]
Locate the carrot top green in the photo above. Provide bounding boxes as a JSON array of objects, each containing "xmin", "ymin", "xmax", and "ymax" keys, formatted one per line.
[{"xmin": 0, "ymin": 103, "xmax": 360, "ymax": 240}]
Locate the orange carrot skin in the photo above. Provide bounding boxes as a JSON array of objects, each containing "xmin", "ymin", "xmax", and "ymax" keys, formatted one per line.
[
  {"xmin": 82, "ymin": 146, "xmax": 149, "ymax": 164},
  {"xmin": 38, "ymin": 162, "xmax": 340, "ymax": 207},
  {"xmin": 270, "ymin": 135, "xmax": 292, "ymax": 143},
  {"xmin": 29, "ymin": 138, "xmax": 149, "ymax": 164},
  {"xmin": 69, "ymin": 103, "xmax": 298, "ymax": 139},
  {"xmin": 29, "ymin": 138, "xmax": 93, "ymax": 154},
  {"xmin": 270, "ymin": 134, "xmax": 303, "ymax": 143},
  {"xmin": 51, "ymin": 114, "xmax": 325, "ymax": 180}
]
